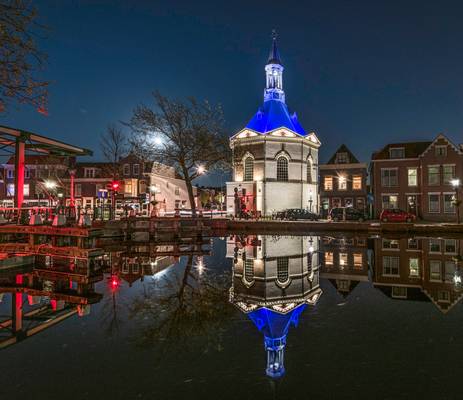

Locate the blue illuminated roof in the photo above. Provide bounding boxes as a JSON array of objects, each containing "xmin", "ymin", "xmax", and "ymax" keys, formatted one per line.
[
  {"xmin": 245, "ymin": 99, "xmax": 307, "ymax": 136},
  {"xmin": 247, "ymin": 304, "xmax": 307, "ymax": 339}
]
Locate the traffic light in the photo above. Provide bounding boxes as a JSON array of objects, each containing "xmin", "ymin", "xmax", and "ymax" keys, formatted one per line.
[{"xmin": 111, "ymin": 181, "xmax": 120, "ymax": 191}]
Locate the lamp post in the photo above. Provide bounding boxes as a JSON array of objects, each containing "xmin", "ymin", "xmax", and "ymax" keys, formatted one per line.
[
  {"xmin": 149, "ymin": 185, "xmax": 161, "ymax": 217},
  {"xmin": 451, "ymin": 179, "xmax": 461, "ymax": 224}
]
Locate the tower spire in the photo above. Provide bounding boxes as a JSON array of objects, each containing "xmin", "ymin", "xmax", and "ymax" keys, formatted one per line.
[
  {"xmin": 264, "ymin": 30, "xmax": 285, "ymax": 103},
  {"xmin": 268, "ymin": 29, "xmax": 282, "ymax": 65}
]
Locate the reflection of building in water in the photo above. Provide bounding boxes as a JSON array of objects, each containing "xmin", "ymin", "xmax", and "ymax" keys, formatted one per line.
[
  {"xmin": 0, "ymin": 258, "xmax": 103, "ymax": 348},
  {"xmin": 320, "ymin": 236, "xmax": 369, "ymax": 297},
  {"xmin": 227, "ymin": 235, "xmax": 322, "ymax": 378},
  {"xmin": 372, "ymin": 236, "xmax": 463, "ymax": 312}
]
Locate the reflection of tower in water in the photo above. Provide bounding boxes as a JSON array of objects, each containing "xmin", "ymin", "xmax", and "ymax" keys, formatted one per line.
[{"xmin": 228, "ymin": 235, "xmax": 322, "ymax": 378}]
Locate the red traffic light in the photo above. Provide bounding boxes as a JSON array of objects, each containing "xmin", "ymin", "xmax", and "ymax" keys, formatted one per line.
[{"xmin": 111, "ymin": 181, "xmax": 120, "ymax": 190}]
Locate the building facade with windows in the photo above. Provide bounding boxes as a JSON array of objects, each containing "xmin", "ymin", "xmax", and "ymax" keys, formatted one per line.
[
  {"xmin": 227, "ymin": 234, "xmax": 322, "ymax": 378},
  {"xmin": 226, "ymin": 36, "xmax": 320, "ymax": 216},
  {"xmin": 372, "ymin": 235, "xmax": 463, "ymax": 313},
  {"xmin": 370, "ymin": 134, "xmax": 463, "ymax": 221},
  {"xmin": 319, "ymin": 144, "xmax": 368, "ymax": 217}
]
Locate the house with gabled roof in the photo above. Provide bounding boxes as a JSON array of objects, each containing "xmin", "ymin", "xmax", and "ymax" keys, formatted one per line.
[
  {"xmin": 370, "ymin": 134, "xmax": 463, "ymax": 221},
  {"xmin": 319, "ymin": 144, "xmax": 368, "ymax": 217}
]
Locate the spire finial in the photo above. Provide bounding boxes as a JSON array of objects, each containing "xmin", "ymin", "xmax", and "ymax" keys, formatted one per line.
[{"xmin": 267, "ymin": 30, "xmax": 282, "ymax": 65}]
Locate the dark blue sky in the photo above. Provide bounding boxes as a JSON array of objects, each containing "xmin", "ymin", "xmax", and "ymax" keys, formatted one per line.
[{"xmin": 2, "ymin": 0, "xmax": 463, "ymax": 184}]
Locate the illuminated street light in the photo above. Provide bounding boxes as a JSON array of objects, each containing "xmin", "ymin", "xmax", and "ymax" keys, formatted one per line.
[
  {"xmin": 44, "ymin": 180, "xmax": 57, "ymax": 189},
  {"xmin": 451, "ymin": 179, "xmax": 460, "ymax": 188}
]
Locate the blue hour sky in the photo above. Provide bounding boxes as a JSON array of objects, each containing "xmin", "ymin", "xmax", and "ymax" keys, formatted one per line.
[{"xmin": 2, "ymin": 0, "xmax": 463, "ymax": 185}]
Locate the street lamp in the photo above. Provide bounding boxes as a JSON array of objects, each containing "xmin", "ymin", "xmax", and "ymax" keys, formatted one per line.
[
  {"xmin": 44, "ymin": 180, "xmax": 57, "ymax": 207},
  {"xmin": 451, "ymin": 178, "xmax": 461, "ymax": 224}
]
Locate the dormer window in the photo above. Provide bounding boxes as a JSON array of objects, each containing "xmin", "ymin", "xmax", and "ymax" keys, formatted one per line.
[
  {"xmin": 335, "ymin": 152, "xmax": 349, "ymax": 164},
  {"xmin": 389, "ymin": 147, "xmax": 405, "ymax": 159}
]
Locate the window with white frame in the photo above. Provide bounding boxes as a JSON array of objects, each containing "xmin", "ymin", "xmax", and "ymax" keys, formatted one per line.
[
  {"xmin": 383, "ymin": 239, "xmax": 400, "ymax": 250},
  {"xmin": 84, "ymin": 168, "xmax": 95, "ymax": 178},
  {"xmin": 324, "ymin": 176, "xmax": 333, "ymax": 191},
  {"xmin": 428, "ymin": 166, "xmax": 440, "ymax": 185},
  {"xmin": 244, "ymin": 156, "xmax": 254, "ymax": 181},
  {"xmin": 339, "ymin": 253, "xmax": 348, "ymax": 267},
  {"xmin": 392, "ymin": 286, "xmax": 407, "ymax": 298},
  {"xmin": 445, "ymin": 261, "xmax": 457, "ymax": 283},
  {"xmin": 133, "ymin": 164, "xmax": 140, "ymax": 175},
  {"xmin": 409, "ymin": 258, "xmax": 420, "ymax": 277},
  {"xmin": 430, "ymin": 260, "xmax": 442, "ymax": 281},
  {"xmin": 429, "ymin": 239, "xmax": 441, "ymax": 253},
  {"xmin": 382, "ymin": 195, "xmax": 398, "ymax": 209},
  {"xmin": 352, "ymin": 176, "xmax": 362, "ymax": 190},
  {"xmin": 123, "ymin": 164, "xmax": 130, "ymax": 176},
  {"xmin": 353, "ymin": 253, "xmax": 363, "ymax": 269},
  {"xmin": 338, "ymin": 280, "xmax": 350, "ymax": 291},
  {"xmin": 276, "ymin": 257, "xmax": 289, "ymax": 285},
  {"xmin": 338, "ymin": 176, "xmax": 347, "ymax": 190},
  {"xmin": 407, "ymin": 238, "xmax": 419, "ymax": 250},
  {"xmin": 381, "ymin": 168, "xmax": 398, "ymax": 187},
  {"xmin": 438, "ymin": 290, "xmax": 450, "ymax": 302},
  {"xmin": 6, "ymin": 169, "xmax": 14, "ymax": 179},
  {"xmin": 444, "ymin": 194, "xmax": 456, "ymax": 213},
  {"xmin": 443, "ymin": 165, "xmax": 455, "ymax": 184},
  {"xmin": 389, "ymin": 147, "xmax": 405, "ymax": 159},
  {"xmin": 276, "ymin": 157, "xmax": 288, "ymax": 181},
  {"xmin": 428, "ymin": 194, "xmax": 440, "ymax": 213},
  {"xmin": 335, "ymin": 152, "xmax": 349, "ymax": 163},
  {"xmin": 435, "ymin": 145, "xmax": 447, "ymax": 157},
  {"xmin": 383, "ymin": 256, "xmax": 400, "ymax": 276},
  {"xmin": 444, "ymin": 239, "xmax": 457, "ymax": 254},
  {"xmin": 407, "ymin": 168, "xmax": 417, "ymax": 186},
  {"xmin": 23, "ymin": 184, "xmax": 29, "ymax": 196},
  {"xmin": 24, "ymin": 169, "xmax": 30, "ymax": 179}
]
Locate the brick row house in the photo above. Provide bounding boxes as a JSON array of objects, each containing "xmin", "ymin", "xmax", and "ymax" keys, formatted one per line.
[
  {"xmin": 319, "ymin": 144, "xmax": 368, "ymax": 218},
  {"xmin": 370, "ymin": 134, "xmax": 463, "ymax": 221},
  {"xmin": 372, "ymin": 235, "xmax": 463, "ymax": 313}
]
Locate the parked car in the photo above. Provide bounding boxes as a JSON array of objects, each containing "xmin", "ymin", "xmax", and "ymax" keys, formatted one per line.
[
  {"xmin": 380, "ymin": 209, "xmax": 416, "ymax": 223},
  {"xmin": 329, "ymin": 207, "xmax": 367, "ymax": 222},
  {"xmin": 285, "ymin": 208, "xmax": 319, "ymax": 221},
  {"xmin": 273, "ymin": 210, "xmax": 287, "ymax": 220}
]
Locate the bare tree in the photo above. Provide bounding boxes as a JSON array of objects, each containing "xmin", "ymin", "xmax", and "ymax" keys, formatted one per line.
[
  {"xmin": 0, "ymin": 0, "xmax": 49, "ymax": 113},
  {"xmin": 100, "ymin": 124, "xmax": 127, "ymax": 179},
  {"xmin": 128, "ymin": 91, "xmax": 230, "ymax": 215}
]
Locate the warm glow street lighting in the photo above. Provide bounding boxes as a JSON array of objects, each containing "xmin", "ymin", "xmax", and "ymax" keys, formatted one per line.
[
  {"xmin": 44, "ymin": 180, "xmax": 57, "ymax": 189},
  {"xmin": 451, "ymin": 179, "xmax": 460, "ymax": 188}
]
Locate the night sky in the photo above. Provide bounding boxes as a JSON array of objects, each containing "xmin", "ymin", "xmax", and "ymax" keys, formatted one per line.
[{"xmin": 2, "ymin": 0, "xmax": 463, "ymax": 185}]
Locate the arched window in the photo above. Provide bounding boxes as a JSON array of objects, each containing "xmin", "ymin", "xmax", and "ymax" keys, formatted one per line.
[
  {"xmin": 276, "ymin": 257, "xmax": 290, "ymax": 287},
  {"xmin": 307, "ymin": 158, "xmax": 313, "ymax": 183},
  {"xmin": 244, "ymin": 156, "xmax": 254, "ymax": 181},
  {"xmin": 276, "ymin": 157, "xmax": 288, "ymax": 181},
  {"xmin": 243, "ymin": 258, "xmax": 254, "ymax": 286}
]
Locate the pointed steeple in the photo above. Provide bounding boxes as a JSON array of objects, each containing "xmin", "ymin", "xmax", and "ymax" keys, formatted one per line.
[
  {"xmin": 267, "ymin": 30, "xmax": 282, "ymax": 65},
  {"xmin": 264, "ymin": 30, "xmax": 285, "ymax": 103}
]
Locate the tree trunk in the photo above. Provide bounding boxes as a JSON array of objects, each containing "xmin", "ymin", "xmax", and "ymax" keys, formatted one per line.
[{"xmin": 182, "ymin": 168, "xmax": 197, "ymax": 217}]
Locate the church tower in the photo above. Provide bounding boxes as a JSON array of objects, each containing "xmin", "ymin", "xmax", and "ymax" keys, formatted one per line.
[{"xmin": 226, "ymin": 33, "xmax": 321, "ymax": 217}]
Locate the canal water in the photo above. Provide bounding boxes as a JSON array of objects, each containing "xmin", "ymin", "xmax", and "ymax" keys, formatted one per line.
[{"xmin": 2, "ymin": 234, "xmax": 463, "ymax": 399}]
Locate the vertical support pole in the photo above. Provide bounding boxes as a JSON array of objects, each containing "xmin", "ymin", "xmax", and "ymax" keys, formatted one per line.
[
  {"xmin": 69, "ymin": 169, "xmax": 75, "ymax": 207},
  {"xmin": 14, "ymin": 137, "xmax": 25, "ymax": 209},
  {"xmin": 12, "ymin": 274, "xmax": 23, "ymax": 333}
]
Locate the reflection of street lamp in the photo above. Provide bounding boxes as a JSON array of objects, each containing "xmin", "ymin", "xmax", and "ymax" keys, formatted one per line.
[
  {"xmin": 451, "ymin": 179, "xmax": 461, "ymax": 224},
  {"xmin": 308, "ymin": 190, "xmax": 313, "ymax": 212},
  {"xmin": 149, "ymin": 185, "xmax": 161, "ymax": 216}
]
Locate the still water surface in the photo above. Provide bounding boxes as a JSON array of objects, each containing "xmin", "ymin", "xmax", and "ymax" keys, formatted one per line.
[{"xmin": 2, "ymin": 234, "xmax": 463, "ymax": 399}]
